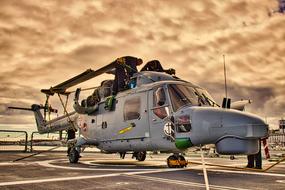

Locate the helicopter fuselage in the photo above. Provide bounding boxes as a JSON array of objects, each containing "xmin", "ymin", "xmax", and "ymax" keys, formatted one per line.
[{"xmin": 76, "ymin": 72, "xmax": 268, "ymax": 155}]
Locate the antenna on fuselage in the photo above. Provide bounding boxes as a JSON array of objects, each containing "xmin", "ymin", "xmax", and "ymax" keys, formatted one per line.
[
  {"xmin": 222, "ymin": 54, "xmax": 231, "ymax": 108},
  {"xmin": 223, "ymin": 54, "xmax": 228, "ymax": 99}
]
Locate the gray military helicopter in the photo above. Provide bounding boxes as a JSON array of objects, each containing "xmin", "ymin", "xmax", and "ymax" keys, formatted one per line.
[{"xmin": 9, "ymin": 57, "xmax": 268, "ymax": 168}]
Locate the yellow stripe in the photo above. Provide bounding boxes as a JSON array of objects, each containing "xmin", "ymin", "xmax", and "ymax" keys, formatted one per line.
[{"xmin": 118, "ymin": 126, "xmax": 133, "ymax": 134}]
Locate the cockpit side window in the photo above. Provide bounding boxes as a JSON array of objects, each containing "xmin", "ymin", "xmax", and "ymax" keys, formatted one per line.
[
  {"xmin": 168, "ymin": 85, "xmax": 187, "ymax": 112},
  {"xmin": 176, "ymin": 85, "xmax": 199, "ymax": 106},
  {"xmin": 124, "ymin": 96, "xmax": 141, "ymax": 121},
  {"xmin": 168, "ymin": 84, "xmax": 198, "ymax": 112},
  {"xmin": 153, "ymin": 87, "xmax": 168, "ymax": 119},
  {"xmin": 176, "ymin": 115, "xmax": 191, "ymax": 133}
]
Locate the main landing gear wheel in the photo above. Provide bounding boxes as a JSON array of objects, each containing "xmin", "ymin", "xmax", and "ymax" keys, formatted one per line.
[
  {"xmin": 69, "ymin": 148, "xmax": 80, "ymax": 163},
  {"xmin": 133, "ymin": 151, "xmax": 146, "ymax": 161},
  {"xmin": 167, "ymin": 155, "xmax": 187, "ymax": 168}
]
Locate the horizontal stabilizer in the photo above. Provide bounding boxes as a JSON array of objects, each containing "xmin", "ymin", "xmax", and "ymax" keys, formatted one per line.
[{"xmin": 8, "ymin": 106, "xmax": 33, "ymax": 111}]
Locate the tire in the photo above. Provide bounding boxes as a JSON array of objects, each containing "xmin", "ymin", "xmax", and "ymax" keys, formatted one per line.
[
  {"xmin": 178, "ymin": 155, "xmax": 187, "ymax": 168},
  {"xmin": 167, "ymin": 155, "xmax": 177, "ymax": 168},
  {"xmin": 136, "ymin": 151, "xmax": 146, "ymax": 161},
  {"xmin": 69, "ymin": 148, "xmax": 79, "ymax": 163}
]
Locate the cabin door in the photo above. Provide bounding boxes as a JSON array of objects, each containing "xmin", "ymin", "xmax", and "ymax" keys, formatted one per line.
[
  {"xmin": 119, "ymin": 92, "xmax": 149, "ymax": 139},
  {"xmin": 149, "ymin": 86, "xmax": 175, "ymax": 150}
]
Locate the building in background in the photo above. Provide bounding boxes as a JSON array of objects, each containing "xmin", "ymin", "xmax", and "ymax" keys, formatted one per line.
[{"xmin": 279, "ymin": 119, "xmax": 285, "ymax": 134}]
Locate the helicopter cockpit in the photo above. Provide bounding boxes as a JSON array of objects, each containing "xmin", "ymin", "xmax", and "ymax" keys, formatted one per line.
[{"xmin": 167, "ymin": 84, "xmax": 218, "ymax": 111}]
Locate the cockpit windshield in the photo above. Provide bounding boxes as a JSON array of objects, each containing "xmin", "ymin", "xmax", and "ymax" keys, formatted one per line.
[
  {"xmin": 168, "ymin": 84, "xmax": 218, "ymax": 112},
  {"xmin": 195, "ymin": 87, "xmax": 218, "ymax": 107}
]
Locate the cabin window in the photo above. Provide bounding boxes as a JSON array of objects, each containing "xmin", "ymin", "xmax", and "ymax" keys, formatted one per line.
[
  {"xmin": 124, "ymin": 96, "xmax": 141, "ymax": 121},
  {"xmin": 153, "ymin": 87, "xmax": 168, "ymax": 119}
]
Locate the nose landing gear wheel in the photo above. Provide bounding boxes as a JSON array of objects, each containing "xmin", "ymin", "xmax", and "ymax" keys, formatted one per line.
[
  {"xmin": 167, "ymin": 155, "xmax": 178, "ymax": 168},
  {"xmin": 178, "ymin": 155, "xmax": 187, "ymax": 168},
  {"xmin": 69, "ymin": 148, "xmax": 80, "ymax": 163}
]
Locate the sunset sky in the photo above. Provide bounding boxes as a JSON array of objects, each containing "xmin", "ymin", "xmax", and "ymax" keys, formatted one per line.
[{"xmin": 0, "ymin": 0, "xmax": 284, "ymax": 132}]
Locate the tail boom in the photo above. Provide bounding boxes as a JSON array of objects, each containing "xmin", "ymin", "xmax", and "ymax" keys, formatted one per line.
[{"xmin": 31, "ymin": 104, "xmax": 78, "ymax": 134}]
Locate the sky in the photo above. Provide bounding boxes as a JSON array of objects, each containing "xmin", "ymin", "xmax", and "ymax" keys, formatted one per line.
[{"xmin": 0, "ymin": 0, "xmax": 284, "ymax": 131}]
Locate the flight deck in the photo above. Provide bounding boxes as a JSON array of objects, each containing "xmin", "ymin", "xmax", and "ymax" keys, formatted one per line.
[{"xmin": 0, "ymin": 152, "xmax": 284, "ymax": 190}]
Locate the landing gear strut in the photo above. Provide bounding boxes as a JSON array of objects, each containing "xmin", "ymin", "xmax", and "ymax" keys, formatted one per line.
[
  {"xmin": 67, "ymin": 137, "xmax": 87, "ymax": 164},
  {"xmin": 167, "ymin": 154, "xmax": 187, "ymax": 168},
  {"xmin": 133, "ymin": 151, "xmax": 146, "ymax": 161},
  {"xmin": 120, "ymin": 152, "xmax": 126, "ymax": 159}
]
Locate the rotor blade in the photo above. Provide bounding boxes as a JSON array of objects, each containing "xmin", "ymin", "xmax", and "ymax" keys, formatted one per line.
[
  {"xmin": 68, "ymin": 86, "xmax": 98, "ymax": 94},
  {"xmin": 8, "ymin": 106, "xmax": 33, "ymax": 111},
  {"xmin": 41, "ymin": 61, "xmax": 117, "ymax": 95}
]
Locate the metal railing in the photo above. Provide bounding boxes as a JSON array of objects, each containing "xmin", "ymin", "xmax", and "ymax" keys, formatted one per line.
[
  {"xmin": 30, "ymin": 131, "xmax": 67, "ymax": 152},
  {"xmin": 1, "ymin": 129, "xmax": 284, "ymax": 153},
  {"xmin": 268, "ymin": 133, "xmax": 285, "ymax": 147},
  {"xmin": 0, "ymin": 130, "xmax": 28, "ymax": 152}
]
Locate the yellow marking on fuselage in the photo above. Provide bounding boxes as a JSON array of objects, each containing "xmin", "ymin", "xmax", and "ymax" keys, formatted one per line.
[{"xmin": 118, "ymin": 126, "xmax": 133, "ymax": 134}]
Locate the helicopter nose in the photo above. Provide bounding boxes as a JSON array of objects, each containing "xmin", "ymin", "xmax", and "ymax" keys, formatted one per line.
[
  {"xmin": 215, "ymin": 110, "xmax": 268, "ymax": 155},
  {"xmin": 219, "ymin": 109, "xmax": 268, "ymax": 138},
  {"xmin": 188, "ymin": 107, "xmax": 268, "ymax": 154}
]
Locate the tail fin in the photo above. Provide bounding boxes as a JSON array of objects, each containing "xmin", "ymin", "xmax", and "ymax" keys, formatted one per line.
[
  {"xmin": 9, "ymin": 104, "xmax": 78, "ymax": 134},
  {"xmin": 31, "ymin": 104, "xmax": 78, "ymax": 134},
  {"xmin": 31, "ymin": 104, "xmax": 48, "ymax": 133}
]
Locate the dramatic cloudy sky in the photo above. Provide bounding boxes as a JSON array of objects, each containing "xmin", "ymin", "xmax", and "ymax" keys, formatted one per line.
[{"xmin": 0, "ymin": 0, "xmax": 284, "ymax": 131}]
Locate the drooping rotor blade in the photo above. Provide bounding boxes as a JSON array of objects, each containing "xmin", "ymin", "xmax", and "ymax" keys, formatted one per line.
[
  {"xmin": 8, "ymin": 105, "xmax": 57, "ymax": 113},
  {"xmin": 8, "ymin": 106, "xmax": 33, "ymax": 111},
  {"xmin": 41, "ymin": 61, "xmax": 117, "ymax": 95}
]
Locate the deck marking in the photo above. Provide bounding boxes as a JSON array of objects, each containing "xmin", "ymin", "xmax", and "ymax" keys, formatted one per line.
[
  {"xmin": 207, "ymin": 168, "xmax": 285, "ymax": 177},
  {"xmin": 84, "ymin": 160, "xmax": 166, "ymax": 167},
  {"xmin": 125, "ymin": 175, "xmax": 250, "ymax": 190},
  {"xmin": 0, "ymin": 162, "xmax": 31, "ymax": 166},
  {"xmin": 0, "ymin": 173, "xmax": 124, "ymax": 186},
  {"xmin": 37, "ymin": 159, "xmax": 163, "ymax": 171},
  {"xmin": 0, "ymin": 166, "xmax": 193, "ymax": 187},
  {"xmin": 1, "ymin": 158, "xmax": 285, "ymax": 187}
]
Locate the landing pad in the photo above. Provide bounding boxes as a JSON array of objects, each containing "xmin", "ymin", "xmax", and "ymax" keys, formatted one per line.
[{"xmin": 0, "ymin": 152, "xmax": 285, "ymax": 190}]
